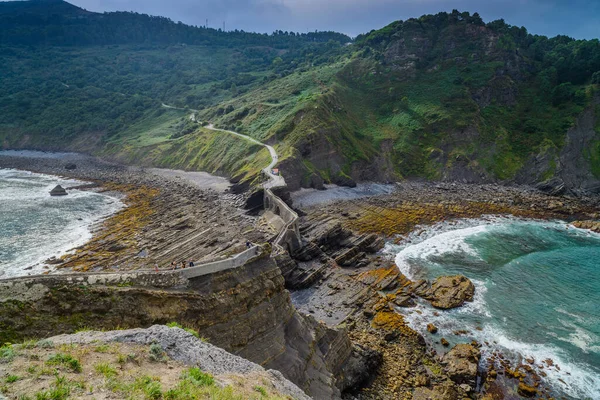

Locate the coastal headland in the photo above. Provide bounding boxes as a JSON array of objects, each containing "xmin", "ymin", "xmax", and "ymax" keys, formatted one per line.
[{"xmin": 0, "ymin": 152, "xmax": 599, "ymax": 399}]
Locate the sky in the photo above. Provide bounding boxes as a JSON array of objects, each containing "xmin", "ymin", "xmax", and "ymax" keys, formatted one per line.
[{"xmin": 6, "ymin": 0, "xmax": 600, "ymax": 39}]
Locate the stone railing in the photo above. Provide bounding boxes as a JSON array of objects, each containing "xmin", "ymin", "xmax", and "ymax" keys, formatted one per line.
[
  {"xmin": 0, "ymin": 246, "xmax": 265, "ymax": 301},
  {"xmin": 264, "ymin": 187, "xmax": 301, "ymax": 253},
  {"xmin": 180, "ymin": 246, "xmax": 260, "ymax": 279}
]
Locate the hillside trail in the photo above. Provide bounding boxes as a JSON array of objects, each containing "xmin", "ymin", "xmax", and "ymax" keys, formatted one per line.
[
  {"xmin": 205, "ymin": 124, "xmax": 283, "ymax": 189},
  {"xmin": 161, "ymin": 103, "xmax": 283, "ymax": 188}
]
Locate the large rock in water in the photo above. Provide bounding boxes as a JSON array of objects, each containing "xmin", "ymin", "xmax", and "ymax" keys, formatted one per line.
[
  {"xmin": 442, "ymin": 343, "xmax": 481, "ymax": 386},
  {"xmin": 49, "ymin": 185, "xmax": 68, "ymax": 196},
  {"xmin": 423, "ymin": 275, "xmax": 475, "ymax": 309}
]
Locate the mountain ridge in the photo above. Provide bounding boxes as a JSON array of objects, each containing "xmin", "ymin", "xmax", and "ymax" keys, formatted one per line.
[{"xmin": 1, "ymin": 2, "xmax": 599, "ymax": 193}]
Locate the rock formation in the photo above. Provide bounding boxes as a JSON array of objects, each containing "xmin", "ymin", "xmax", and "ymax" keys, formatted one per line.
[
  {"xmin": 421, "ymin": 275, "xmax": 475, "ymax": 309},
  {"xmin": 572, "ymin": 220, "xmax": 600, "ymax": 233},
  {"xmin": 49, "ymin": 184, "xmax": 67, "ymax": 196},
  {"xmin": 442, "ymin": 343, "xmax": 481, "ymax": 387},
  {"xmin": 0, "ymin": 251, "xmax": 376, "ymax": 399}
]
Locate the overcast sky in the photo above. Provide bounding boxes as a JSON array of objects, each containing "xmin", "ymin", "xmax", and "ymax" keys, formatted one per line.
[{"xmin": 7, "ymin": 0, "xmax": 600, "ymax": 39}]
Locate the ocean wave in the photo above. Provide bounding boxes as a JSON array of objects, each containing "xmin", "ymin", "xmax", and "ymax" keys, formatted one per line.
[
  {"xmin": 390, "ymin": 217, "xmax": 600, "ymax": 399},
  {"xmin": 393, "ymin": 224, "xmax": 489, "ymax": 279},
  {"xmin": 0, "ymin": 170, "xmax": 123, "ymax": 277}
]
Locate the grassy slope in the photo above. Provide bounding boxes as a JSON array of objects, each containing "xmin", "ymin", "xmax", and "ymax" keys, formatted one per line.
[
  {"xmin": 0, "ymin": 338, "xmax": 289, "ymax": 400},
  {"xmin": 2, "ymin": 12, "xmax": 597, "ymax": 186},
  {"xmin": 191, "ymin": 22, "xmax": 596, "ymax": 185},
  {"xmin": 102, "ymin": 109, "xmax": 270, "ymax": 183}
]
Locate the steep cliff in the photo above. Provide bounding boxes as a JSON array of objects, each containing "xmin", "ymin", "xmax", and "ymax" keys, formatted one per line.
[
  {"xmin": 201, "ymin": 12, "xmax": 599, "ymax": 193},
  {"xmin": 0, "ymin": 252, "xmax": 377, "ymax": 399}
]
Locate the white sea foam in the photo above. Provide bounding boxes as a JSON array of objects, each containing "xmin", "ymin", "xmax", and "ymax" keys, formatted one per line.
[
  {"xmin": 0, "ymin": 169, "xmax": 123, "ymax": 277},
  {"xmin": 393, "ymin": 223, "xmax": 489, "ymax": 279},
  {"xmin": 391, "ymin": 217, "xmax": 600, "ymax": 399}
]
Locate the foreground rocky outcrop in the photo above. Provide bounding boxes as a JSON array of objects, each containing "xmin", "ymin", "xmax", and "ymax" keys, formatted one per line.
[
  {"xmin": 0, "ymin": 325, "xmax": 310, "ymax": 399},
  {"xmin": 0, "ymin": 250, "xmax": 376, "ymax": 399}
]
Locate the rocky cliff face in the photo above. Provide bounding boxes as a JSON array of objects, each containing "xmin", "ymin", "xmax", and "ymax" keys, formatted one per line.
[
  {"xmin": 0, "ymin": 253, "xmax": 375, "ymax": 399},
  {"xmin": 517, "ymin": 99, "xmax": 600, "ymax": 195}
]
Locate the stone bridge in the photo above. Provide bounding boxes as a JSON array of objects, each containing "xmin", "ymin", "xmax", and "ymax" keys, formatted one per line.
[{"xmin": 264, "ymin": 187, "xmax": 302, "ymax": 254}]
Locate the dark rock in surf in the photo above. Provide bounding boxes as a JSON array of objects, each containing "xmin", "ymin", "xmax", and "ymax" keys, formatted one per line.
[
  {"xmin": 65, "ymin": 163, "xmax": 77, "ymax": 170},
  {"xmin": 422, "ymin": 275, "xmax": 475, "ymax": 309},
  {"xmin": 49, "ymin": 185, "xmax": 68, "ymax": 196}
]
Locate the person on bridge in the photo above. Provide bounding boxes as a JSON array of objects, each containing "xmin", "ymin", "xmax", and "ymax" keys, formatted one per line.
[
  {"xmin": 246, "ymin": 241, "xmax": 251, "ymax": 249},
  {"xmin": 189, "ymin": 260, "xmax": 195, "ymax": 268}
]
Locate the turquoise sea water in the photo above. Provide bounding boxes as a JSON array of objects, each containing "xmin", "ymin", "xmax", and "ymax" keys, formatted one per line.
[
  {"xmin": 0, "ymin": 169, "xmax": 122, "ymax": 277},
  {"xmin": 389, "ymin": 218, "xmax": 600, "ymax": 399}
]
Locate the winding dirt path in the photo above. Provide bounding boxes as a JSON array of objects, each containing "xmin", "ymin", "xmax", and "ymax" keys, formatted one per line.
[
  {"xmin": 161, "ymin": 103, "xmax": 283, "ymax": 188},
  {"xmin": 205, "ymin": 124, "xmax": 283, "ymax": 188}
]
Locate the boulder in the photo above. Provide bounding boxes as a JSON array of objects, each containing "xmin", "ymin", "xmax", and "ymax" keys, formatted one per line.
[
  {"xmin": 572, "ymin": 220, "xmax": 600, "ymax": 233},
  {"xmin": 393, "ymin": 295, "xmax": 415, "ymax": 307},
  {"xmin": 427, "ymin": 323, "xmax": 438, "ymax": 334},
  {"xmin": 423, "ymin": 275, "xmax": 475, "ymax": 309},
  {"xmin": 65, "ymin": 163, "xmax": 77, "ymax": 170},
  {"xmin": 49, "ymin": 185, "xmax": 68, "ymax": 196},
  {"xmin": 442, "ymin": 344, "xmax": 481, "ymax": 386}
]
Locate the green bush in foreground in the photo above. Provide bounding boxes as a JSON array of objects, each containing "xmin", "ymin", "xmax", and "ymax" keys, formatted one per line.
[{"xmin": 46, "ymin": 353, "xmax": 82, "ymax": 373}]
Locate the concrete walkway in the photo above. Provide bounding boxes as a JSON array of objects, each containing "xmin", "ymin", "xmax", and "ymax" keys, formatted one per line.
[
  {"xmin": 205, "ymin": 124, "xmax": 284, "ymax": 189},
  {"xmin": 161, "ymin": 103, "xmax": 284, "ymax": 188}
]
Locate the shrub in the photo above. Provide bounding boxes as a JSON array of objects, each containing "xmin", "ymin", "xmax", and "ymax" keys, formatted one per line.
[
  {"xmin": 94, "ymin": 362, "xmax": 117, "ymax": 378},
  {"xmin": 254, "ymin": 385, "xmax": 268, "ymax": 396},
  {"xmin": 36, "ymin": 340, "xmax": 54, "ymax": 349},
  {"xmin": 0, "ymin": 344, "xmax": 15, "ymax": 362},
  {"xmin": 186, "ymin": 367, "xmax": 214, "ymax": 387},
  {"xmin": 149, "ymin": 344, "xmax": 166, "ymax": 362},
  {"xmin": 46, "ymin": 353, "xmax": 82, "ymax": 373}
]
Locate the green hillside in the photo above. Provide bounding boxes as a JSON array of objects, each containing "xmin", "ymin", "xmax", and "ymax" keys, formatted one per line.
[{"xmin": 1, "ymin": 3, "xmax": 599, "ymax": 191}]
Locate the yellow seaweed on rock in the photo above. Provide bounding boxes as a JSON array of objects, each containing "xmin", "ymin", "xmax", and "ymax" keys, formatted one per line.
[{"xmin": 59, "ymin": 184, "xmax": 159, "ymax": 272}]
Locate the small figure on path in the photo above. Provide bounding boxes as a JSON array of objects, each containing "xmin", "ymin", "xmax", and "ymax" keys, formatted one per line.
[
  {"xmin": 171, "ymin": 261, "xmax": 177, "ymax": 270},
  {"xmin": 181, "ymin": 261, "xmax": 186, "ymax": 269},
  {"xmin": 189, "ymin": 261, "xmax": 195, "ymax": 268},
  {"xmin": 154, "ymin": 263, "xmax": 159, "ymax": 272},
  {"xmin": 246, "ymin": 241, "xmax": 251, "ymax": 249}
]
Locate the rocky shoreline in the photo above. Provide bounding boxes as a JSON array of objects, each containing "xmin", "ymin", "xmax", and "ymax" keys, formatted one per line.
[
  {"xmin": 287, "ymin": 181, "xmax": 599, "ymax": 399},
  {"xmin": 0, "ymin": 153, "xmax": 269, "ymax": 273},
  {"xmin": 2, "ymin": 152, "xmax": 599, "ymax": 399}
]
